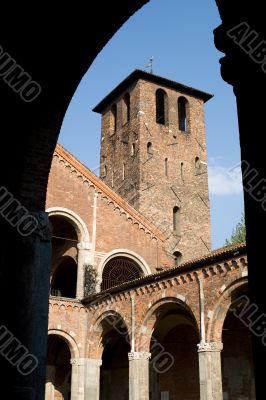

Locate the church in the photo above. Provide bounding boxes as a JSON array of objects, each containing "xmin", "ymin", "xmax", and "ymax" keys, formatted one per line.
[{"xmin": 45, "ymin": 70, "xmax": 254, "ymax": 400}]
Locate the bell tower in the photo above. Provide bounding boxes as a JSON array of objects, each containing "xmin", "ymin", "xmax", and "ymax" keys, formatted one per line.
[{"xmin": 93, "ymin": 70, "xmax": 213, "ymax": 262}]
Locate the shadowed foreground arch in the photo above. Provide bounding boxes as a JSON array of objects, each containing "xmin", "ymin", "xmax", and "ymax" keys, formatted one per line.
[
  {"xmin": 0, "ymin": 1, "xmax": 266, "ymax": 399},
  {"xmin": 0, "ymin": 3, "xmax": 149, "ymax": 398}
]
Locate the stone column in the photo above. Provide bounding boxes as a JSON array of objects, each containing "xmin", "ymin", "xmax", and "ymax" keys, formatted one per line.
[
  {"xmin": 70, "ymin": 358, "xmax": 87, "ymax": 400},
  {"xmin": 0, "ymin": 210, "xmax": 52, "ymax": 400},
  {"xmin": 76, "ymin": 242, "xmax": 92, "ymax": 299},
  {"xmin": 197, "ymin": 342, "xmax": 223, "ymax": 400},
  {"xmin": 83, "ymin": 358, "xmax": 102, "ymax": 400},
  {"xmin": 128, "ymin": 352, "xmax": 151, "ymax": 400},
  {"xmin": 45, "ymin": 366, "xmax": 55, "ymax": 400}
]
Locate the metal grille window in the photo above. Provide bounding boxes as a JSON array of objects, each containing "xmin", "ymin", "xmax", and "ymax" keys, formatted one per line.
[{"xmin": 101, "ymin": 257, "xmax": 142, "ymax": 291}]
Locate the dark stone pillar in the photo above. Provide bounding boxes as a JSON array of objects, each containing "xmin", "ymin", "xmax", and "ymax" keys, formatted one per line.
[
  {"xmin": 214, "ymin": 2, "xmax": 266, "ymax": 398},
  {"xmin": 0, "ymin": 210, "xmax": 51, "ymax": 400}
]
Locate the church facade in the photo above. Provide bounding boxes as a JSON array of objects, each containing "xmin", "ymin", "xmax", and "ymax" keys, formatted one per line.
[{"xmin": 45, "ymin": 71, "xmax": 254, "ymax": 400}]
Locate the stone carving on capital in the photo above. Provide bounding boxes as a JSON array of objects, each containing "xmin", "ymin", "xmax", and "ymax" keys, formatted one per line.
[
  {"xmin": 28, "ymin": 210, "xmax": 52, "ymax": 241},
  {"xmin": 128, "ymin": 352, "xmax": 151, "ymax": 361},
  {"xmin": 197, "ymin": 342, "xmax": 223, "ymax": 352},
  {"xmin": 70, "ymin": 358, "xmax": 85, "ymax": 366},
  {"xmin": 77, "ymin": 241, "xmax": 92, "ymax": 251}
]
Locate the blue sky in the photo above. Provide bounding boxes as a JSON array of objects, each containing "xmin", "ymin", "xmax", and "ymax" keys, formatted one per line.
[{"xmin": 59, "ymin": 0, "xmax": 244, "ymax": 249}]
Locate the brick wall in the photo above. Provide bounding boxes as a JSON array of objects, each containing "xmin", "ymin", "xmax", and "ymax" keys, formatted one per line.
[{"xmin": 99, "ymin": 74, "xmax": 211, "ymax": 263}]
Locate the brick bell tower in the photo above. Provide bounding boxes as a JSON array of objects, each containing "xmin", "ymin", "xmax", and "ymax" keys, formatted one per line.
[{"xmin": 93, "ymin": 70, "xmax": 213, "ymax": 263}]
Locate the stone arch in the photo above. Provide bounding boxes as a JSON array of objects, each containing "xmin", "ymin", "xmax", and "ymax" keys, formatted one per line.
[
  {"xmin": 97, "ymin": 249, "xmax": 151, "ymax": 290},
  {"xmin": 87, "ymin": 309, "xmax": 130, "ymax": 359},
  {"xmin": 47, "ymin": 207, "xmax": 92, "ymax": 298},
  {"xmin": 136, "ymin": 296, "xmax": 199, "ymax": 352},
  {"xmin": 46, "ymin": 206, "xmax": 90, "ymax": 244},
  {"xmin": 48, "ymin": 328, "xmax": 80, "ymax": 359},
  {"xmin": 206, "ymin": 277, "xmax": 249, "ymax": 342}
]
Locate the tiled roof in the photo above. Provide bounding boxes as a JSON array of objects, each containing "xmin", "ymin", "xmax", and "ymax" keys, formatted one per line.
[{"xmin": 93, "ymin": 69, "xmax": 213, "ymax": 113}]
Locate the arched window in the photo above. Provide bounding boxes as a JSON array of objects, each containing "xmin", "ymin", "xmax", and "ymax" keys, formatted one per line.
[
  {"xmin": 122, "ymin": 163, "xmax": 126, "ymax": 180},
  {"xmin": 110, "ymin": 104, "xmax": 117, "ymax": 134},
  {"xmin": 156, "ymin": 89, "xmax": 168, "ymax": 125},
  {"xmin": 173, "ymin": 251, "xmax": 182, "ymax": 266},
  {"xmin": 111, "ymin": 170, "xmax": 114, "ymax": 187},
  {"xmin": 101, "ymin": 257, "xmax": 143, "ymax": 291},
  {"xmin": 123, "ymin": 93, "xmax": 130, "ymax": 124},
  {"xmin": 165, "ymin": 158, "xmax": 168, "ymax": 177},
  {"xmin": 173, "ymin": 206, "xmax": 181, "ymax": 235},
  {"xmin": 131, "ymin": 143, "xmax": 135, "ymax": 156},
  {"xmin": 147, "ymin": 142, "xmax": 153, "ymax": 158},
  {"xmin": 181, "ymin": 162, "xmax": 184, "ymax": 181},
  {"xmin": 195, "ymin": 157, "xmax": 201, "ymax": 173},
  {"xmin": 178, "ymin": 97, "xmax": 189, "ymax": 132},
  {"xmin": 104, "ymin": 165, "xmax": 107, "ymax": 177}
]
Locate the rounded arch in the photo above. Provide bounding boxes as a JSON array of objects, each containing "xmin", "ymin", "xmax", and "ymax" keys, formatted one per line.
[
  {"xmin": 87, "ymin": 309, "xmax": 130, "ymax": 359},
  {"xmin": 178, "ymin": 95, "xmax": 189, "ymax": 132},
  {"xmin": 48, "ymin": 329, "xmax": 79, "ymax": 359},
  {"xmin": 155, "ymin": 88, "xmax": 168, "ymax": 125},
  {"xmin": 207, "ymin": 277, "xmax": 249, "ymax": 342},
  {"xmin": 46, "ymin": 206, "xmax": 90, "ymax": 244},
  {"xmin": 137, "ymin": 296, "xmax": 199, "ymax": 352},
  {"xmin": 93, "ymin": 309, "xmax": 130, "ymax": 334},
  {"xmin": 97, "ymin": 249, "xmax": 151, "ymax": 290}
]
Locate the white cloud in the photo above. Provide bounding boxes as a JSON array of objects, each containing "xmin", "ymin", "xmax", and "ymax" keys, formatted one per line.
[{"xmin": 208, "ymin": 163, "xmax": 243, "ymax": 195}]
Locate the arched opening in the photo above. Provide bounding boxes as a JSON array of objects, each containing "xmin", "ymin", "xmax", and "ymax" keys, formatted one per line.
[
  {"xmin": 164, "ymin": 158, "xmax": 168, "ymax": 177},
  {"xmin": 173, "ymin": 251, "xmax": 182, "ymax": 266},
  {"xmin": 181, "ymin": 162, "xmax": 184, "ymax": 181},
  {"xmin": 101, "ymin": 256, "xmax": 143, "ymax": 291},
  {"xmin": 178, "ymin": 96, "xmax": 189, "ymax": 132},
  {"xmin": 50, "ymin": 215, "xmax": 79, "ymax": 243},
  {"xmin": 111, "ymin": 170, "xmax": 114, "ymax": 187},
  {"xmin": 122, "ymin": 162, "xmax": 126, "ymax": 180},
  {"xmin": 46, "ymin": 335, "xmax": 72, "ymax": 400},
  {"xmin": 147, "ymin": 142, "xmax": 153, "ymax": 158},
  {"xmin": 131, "ymin": 143, "xmax": 135, "ymax": 156},
  {"xmin": 149, "ymin": 302, "xmax": 200, "ymax": 400},
  {"xmin": 173, "ymin": 206, "xmax": 180, "ymax": 236},
  {"xmin": 156, "ymin": 89, "xmax": 168, "ymax": 125},
  {"xmin": 222, "ymin": 287, "xmax": 255, "ymax": 399},
  {"xmin": 195, "ymin": 156, "xmax": 201, "ymax": 173},
  {"xmin": 51, "ymin": 257, "xmax": 77, "ymax": 298},
  {"xmin": 123, "ymin": 93, "xmax": 130, "ymax": 124},
  {"xmin": 110, "ymin": 104, "xmax": 117, "ymax": 134},
  {"xmin": 49, "ymin": 215, "xmax": 79, "ymax": 298},
  {"xmin": 100, "ymin": 314, "xmax": 130, "ymax": 400}
]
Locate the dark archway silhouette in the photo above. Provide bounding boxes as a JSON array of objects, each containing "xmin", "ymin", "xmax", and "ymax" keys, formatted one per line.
[{"xmin": 0, "ymin": 2, "xmax": 265, "ymax": 398}]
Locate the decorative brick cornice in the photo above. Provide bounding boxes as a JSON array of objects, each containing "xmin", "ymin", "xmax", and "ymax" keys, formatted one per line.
[
  {"xmin": 83, "ymin": 247, "xmax": 247, "ymax": 304},
  {"xmin": 54, "ymin": 144, "xmax": 165, "ymax": 241},
  {"xmin": 49, "ymin": 297, "xmax": 86, "ymax": 312}
]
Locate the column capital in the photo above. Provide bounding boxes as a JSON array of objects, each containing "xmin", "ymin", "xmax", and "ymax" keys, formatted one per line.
[
  {"xmin": 21, "ymin": 210, "xmax": 52, "ymax": 241},
  {"xmin": 128, "ymin": 351, "xmax": 151, "ymax": 361},
  {"xmin": 70, "ymin": 358, "xmax": 85, "ymax": 366},
  {"xmin": 77, "ymin": 241, "xmax": 92, "ymax": 250},
  {"xmin": 70, "ymin": 357, "xmax": 102, "ymax": 366},
  {"xmin": 197, "ymin": 342, "xmax": 223, "ymax": 352}
]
